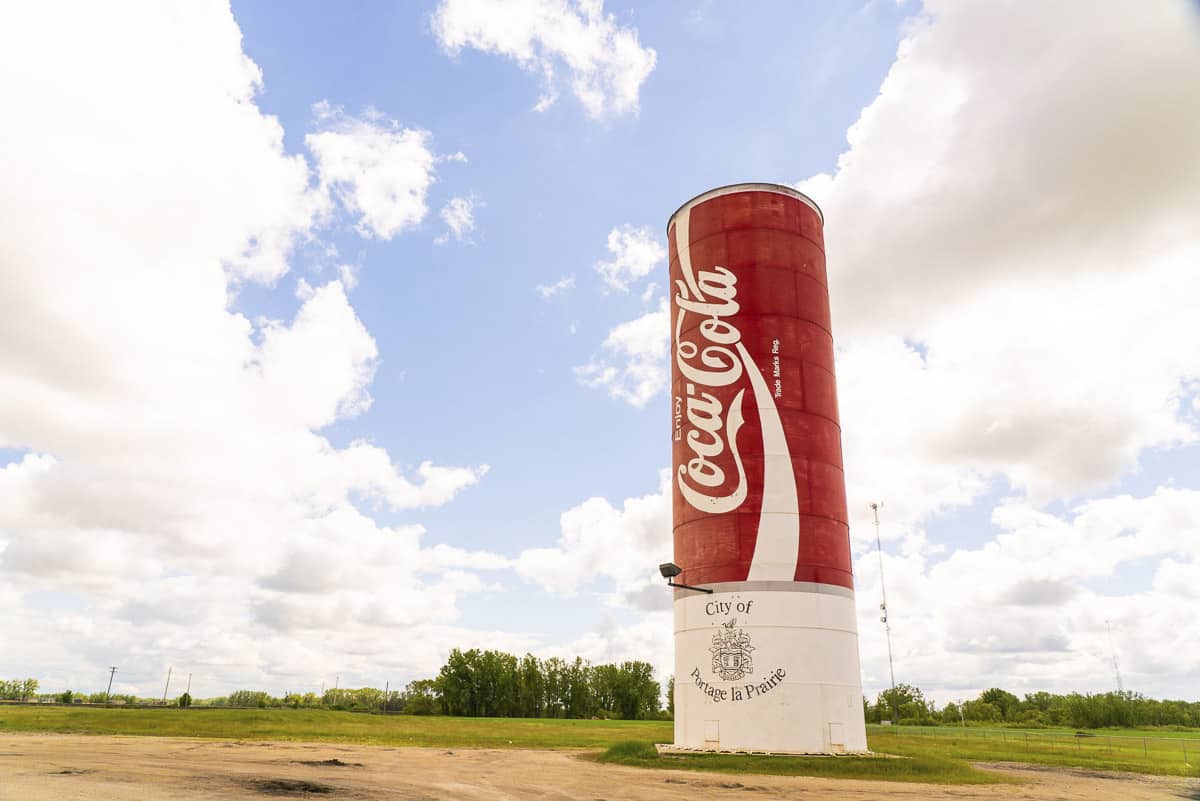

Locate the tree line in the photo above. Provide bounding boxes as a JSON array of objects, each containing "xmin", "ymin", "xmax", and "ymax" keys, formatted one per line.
[
  {"xmin": 433, "ymin": 650, "xmax": 665, "ymax": 719},
  {"xmin": 165, "ymin": 651, "xmax": 667, "ymax": 720},
  {"xmin": 867, "ymin": 684, "xmax": 1200, "ymax": 729},
  {"xmin": 10, "ymin": 669, "xmax": 1199, "ymax": 730},
  {"xmin": 0, "ymin": 679, "xmax": 39, "ymax": 702},
  {"xmin": 0, "ymin": 678, "xmax": 148, "ymax": 706}
]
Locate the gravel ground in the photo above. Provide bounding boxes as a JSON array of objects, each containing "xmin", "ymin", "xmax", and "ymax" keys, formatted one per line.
[{"xmin": 1, "ymin": 732, "xmax": 1197, "ymax": 801}]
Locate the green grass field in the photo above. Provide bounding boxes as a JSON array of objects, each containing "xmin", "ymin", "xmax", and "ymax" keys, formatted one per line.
[
  {"xmin": 594, "ymin": 740, "xmax": 1005, "ymax": 784},
  {"xmin": 0, "ymin": 706, "xmax": 667, "ymax": 749},
  {"xmin": 867, "ymin": 725, "xmax": 1199, "ymax": 777},
  {"xmin": 1, "ymin": 707, "xmax": 1197, "ymax": 783}
]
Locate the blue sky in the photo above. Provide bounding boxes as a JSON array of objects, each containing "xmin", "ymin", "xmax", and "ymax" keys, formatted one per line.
[{"xmin": 1, "ymin": 0, "xmax": 1199, "ymax": 703}]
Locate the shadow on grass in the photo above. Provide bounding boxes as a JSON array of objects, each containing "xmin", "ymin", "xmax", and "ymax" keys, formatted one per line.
[{"xmin": 590, "ymin": 740, "xmax": 1006, "ymax": 785}]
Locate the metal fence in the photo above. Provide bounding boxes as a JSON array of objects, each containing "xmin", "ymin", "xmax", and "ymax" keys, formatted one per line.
[{"xmin": 867, "ymin": 723, "xmax": 1197, "ymax": 765}]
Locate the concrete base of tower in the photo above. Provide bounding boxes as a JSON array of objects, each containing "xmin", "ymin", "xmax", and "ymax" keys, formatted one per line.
[{"xmin": 672, "ymin": 581, "xmax": 868, "ymax": 755}]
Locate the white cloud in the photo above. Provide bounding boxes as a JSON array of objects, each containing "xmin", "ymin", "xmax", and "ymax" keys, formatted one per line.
[
  {"xmin": 435, "ymin": 195, "xmax": 478, "ymax": 244},
  {"xmin": 0, "ymin": 5, "xmax": 322, "ymax": 290},
  {"xmin": 594, "ymin": 225, "xmax": 665, "ymax": 291},
  {"xmin": 306, "ymin": 103, "xmax": 439, "ymax": 240},
  {"xmin": 837, "ymin": 0, "xmax": 1200, "ymax": 699},
  {"xmin": 535, "ymin": 275, "xmax": 576, "ymax": 298},
  {"xmin": 431, "ymin": 0, "xmax": 657, "ymax": 119},
  {"xmin": 0, "ymin": 2, "xmax": 493, "ymax": 695},
  {"xmin": 336, "ymin": 263, "xmax": 360, "ymax": 291},
  {"xmin": 798, "ymin": 0, "xmax": 1200, "ymax": 519},
  {"xmin": 852, "ymin": 489, "xmax": 1200, "ymax": 702},
  {"xmin": 574, "ymin": 297, "xmax": 668, "ymax": 407},
  {"xmin": 638, "ymin": 281, "xmax": 658, "ymax": 305},
  {"xmin": 553, "ymin": 612, "xmax": 674, "ymax": 685},
  {"xmin": 516, "ymin": 470, "xmax": 671, "ymax": 610}
]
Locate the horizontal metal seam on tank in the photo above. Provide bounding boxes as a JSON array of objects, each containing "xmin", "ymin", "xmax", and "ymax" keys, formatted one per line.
[
  {"xmin": 673, "ymin": 313, "xmax": 836, "ymax": 348},
  {"xmin": 674, "ymin": 581, "xmax": 856, "ymax": 597},
  {"xmin": 794, "ymin": 511, "xmax": 854, "ymax": 525},
  {"xmin": 672, "ymin": 579, "xmax": 857, "ymax": 596},
  {"xmin": 754, "ymin": 406, "xmax": 844, "ymax": 429},
  {"xmin": 675, "ymin": 230, "xmax": 829, "ymax": 281},
  {"xmin": 798, "ymin": 363, "xmax": 844, "ymax": 427}
]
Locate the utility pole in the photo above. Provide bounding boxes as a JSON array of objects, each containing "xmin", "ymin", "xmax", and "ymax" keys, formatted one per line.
[
  {"xmin": 334, "ymin": 674, "xmax": 340, "ymax": 691},
  {"xmin": 105, "ymin": 667, "xmax": 118, "ymax": 703},
  {"xmin": 186, "ymin": 673, "xmax": 192, "ymax": 695},
  {"xmin": 162, "ymin": 666, "xmax": 172, "ymax": 704},
  {"xmin": 383, "ymin": 680, "xmax": 389, "ymax": 714},
  {"xmin": 871, "ymin": 502, "xmax": 898, "ymax": 723},
  {"xmin": 1106, "ymin": 620, "xmax": 1124, "ymax": 694}
]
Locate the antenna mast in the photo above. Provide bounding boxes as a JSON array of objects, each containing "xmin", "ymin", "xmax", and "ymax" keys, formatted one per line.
[{"xmin": 871, "ymin": 502, "xmax": 898, "ymax": 721}]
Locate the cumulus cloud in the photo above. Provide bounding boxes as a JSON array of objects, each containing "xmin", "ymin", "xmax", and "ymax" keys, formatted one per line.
[
  {"xmin": 431, "ymin": 0, "xmax": 657, "ymax": 118},
  {"xmin": 516, "ymin": 470, "xmax": 670, "ymax": 610},
  {"xmin": 853, "ymin": 489, "xmax": 1200, "ymax": 701},
  {"xmin": 307, "ymin": 103, "xmax": 439, "ymax": 239},
  {"xmin": 594, "ymin": 225, "xmax": 665, "ymax": 291},
  {"xmin": 0, "ymin": 2, "xmax": 494, "ymax": 695},
  {"xmin": 435, "ymin": 195, "xmax": 478, "ymax": 244},
  {"xmin": 0, "ymin": 6, "xmax": 322, "ymax": 292},
  {"xmin": 574, "ymin": 297, "xmax": 668, "ymax": 407},
  {"xmin": 832, "ymin": 0, "xmax": 1200, "ymax": 697},
  {"xmin": 552, "ymin": 612, "xmax": 674, "ymax": 684},
  {"xmin": 798, "ymin": 0, "xmax": 1200, "ymax": 518}
]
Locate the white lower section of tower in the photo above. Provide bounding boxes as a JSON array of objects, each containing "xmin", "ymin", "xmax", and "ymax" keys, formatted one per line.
[{"xmin": 672, "ymin": 582, "xmax": 868, "ymax": 754}]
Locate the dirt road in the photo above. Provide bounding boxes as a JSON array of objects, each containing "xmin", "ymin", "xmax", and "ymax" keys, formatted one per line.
[{"xmin": 1, "ymin": 733, "xmax": 1196, "ymax": 801}]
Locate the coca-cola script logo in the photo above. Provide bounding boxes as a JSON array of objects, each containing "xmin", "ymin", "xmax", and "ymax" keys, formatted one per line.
[
  {"xmin": 674, "ymin": 260, "xmax": 751, "ymax": 514},
  {"xmin": 671, "ymin": 203, "xmax": 802, "ymax": 581}
]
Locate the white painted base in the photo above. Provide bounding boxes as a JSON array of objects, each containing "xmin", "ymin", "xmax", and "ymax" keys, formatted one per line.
[{"xmin": 673, "ymin": 582, "xmax": 868, "ymax": 754}]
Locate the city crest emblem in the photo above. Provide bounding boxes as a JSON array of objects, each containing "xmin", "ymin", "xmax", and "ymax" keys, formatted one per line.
[{"xmin": 710, "ymin": 620, "xmax": 754, "ymax": 681}]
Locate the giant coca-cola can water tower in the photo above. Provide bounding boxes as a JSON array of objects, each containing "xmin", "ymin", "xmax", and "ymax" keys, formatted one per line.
[{"xmin": 669, "ymin": 183, "xmax": 867, "ymax": 754}]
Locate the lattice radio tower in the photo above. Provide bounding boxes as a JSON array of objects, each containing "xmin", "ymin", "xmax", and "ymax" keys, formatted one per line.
[{"xmin": 871, "ymin": 502, "xmax": 898, "ymax": 719}]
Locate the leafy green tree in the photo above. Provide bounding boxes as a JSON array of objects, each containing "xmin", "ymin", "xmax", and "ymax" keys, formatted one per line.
[
  {"xmin": 980, "ymin": 688, "xmax": 1020, "ymax": 721},
  {"xmin": 875, "ymin": 684, "xmax": 930, "ymax": 723},
  {"xmin": 961, "ymin": 699, "xmax": 1001, "ymax": 722},
  {"xmin": 227, "ymin": 690, "xmax": 277, "ymax": 708},
  {"xmin": 0, "ymin": 678, "xmax": 39, "ymax": 701},
  {"xmin": 542, "ymin": 657, "xmax": 567, "ymax": 718},
  {"xmin": 518, "ymin": 654, "xmax": 543, "ymax": 718},
  {"xmin": 402, "ymin": 679, "xmax": 442, "ymax": 715},
  {"xmin": 612, "ymin": 661, "xmax": 660, "ymax": 720},
  {"xmin": 177, "ymin": 692, "xmax": 192, "ymax": 708}
]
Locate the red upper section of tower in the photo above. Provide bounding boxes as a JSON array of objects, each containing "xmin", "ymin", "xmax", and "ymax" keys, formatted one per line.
[{"xmin": 669, "ymin": 185, "xmax": 852, "ymax": 589}]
